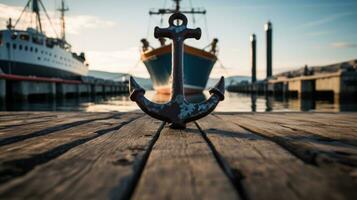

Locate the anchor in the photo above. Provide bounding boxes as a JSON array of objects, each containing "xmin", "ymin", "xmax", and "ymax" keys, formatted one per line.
[{"xmin": 129, "ymin": 12, "xmax": 225, "ymax": 129}]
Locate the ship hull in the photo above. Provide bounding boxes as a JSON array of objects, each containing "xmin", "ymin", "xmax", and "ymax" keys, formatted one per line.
[
  {"xmin": 0, "ymin": 60, "xmax": 82, "ymax": 79},
  {"xmin": 0, "ymin": 29, "xmax": 88, "ymax": 80},
  {"xmin": 141, "ymin": 44, "xmax": 217, "ymax": 94}
]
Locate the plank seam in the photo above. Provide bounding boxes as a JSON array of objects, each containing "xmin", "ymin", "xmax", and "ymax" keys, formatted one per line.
[
  {"xmin": 0, "ymin": 113, "xmax": 124, "ymax": 147},
  {"xmin": 0, "ymin": 120, "xmax": 53, "ymax": 130},
  {"xmin": 195, "ymin": 121, "xmax": 249, "ymax": 200},
  {"xmin": 224, "ymin": 117, "xmax": 318, "ymax": 166},
  {"xmin": 243, "ymin": 115, "xmax": 357, "ymax": 147},
  {"xmin": 118, "ymin": 121, "xmax": 166, "ymax": 200},
  {"xmin": 215, "ymin": 114, "xmax": 357, "ymax": 169},
  {"xmin": 0, "ymin": 115, "xmax": 142, "ymax": 185}
]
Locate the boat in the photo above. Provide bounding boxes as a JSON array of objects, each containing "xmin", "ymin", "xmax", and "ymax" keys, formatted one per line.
[
  {"xmin": 140, "ymin": 0, "xmax": 218, "ymax": 94},
  {"xmin": 0, "ymin": 0, "xmax": 88, "ymax": 80}
]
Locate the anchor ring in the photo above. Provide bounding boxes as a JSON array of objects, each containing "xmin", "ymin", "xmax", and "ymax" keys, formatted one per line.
[{"xmin": 169, "ymin": 12, "xmax": 188, "ymax": 27}]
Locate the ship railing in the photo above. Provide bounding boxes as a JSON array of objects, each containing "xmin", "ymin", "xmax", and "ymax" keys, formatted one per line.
[
  {"xmin": 32, "ymin": 34, "xmax": 44, "ymax": 45},
  {"xmin": 7, "ymin": 29, "xmax": 46, "ymax": 46},
  {"xmin": 19, "ymin": 34, "xmax": 30, "ymax": 41}
]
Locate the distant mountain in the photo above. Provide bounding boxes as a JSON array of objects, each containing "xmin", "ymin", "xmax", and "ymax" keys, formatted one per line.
[
  {"xmin": 88, "ymin": 70, "xmax": 153, "ymax": 90},
  {"xmin": 88, "ymin": 70, "xmax": 128, "ymax": 81},
  {"xmin": 226, "ymin": 75, "xmax": 250, "ymax": 84},
  {"xmin": 207, "ymin": 76, "xmax": 250, "ymax": 88},
  {"xmin": 130, "ymin": 77, "xmax": 153, "ymax": 90},
  {"xmin": 88, "ymin": 70, "xmax": 250, "ymax": 90}
]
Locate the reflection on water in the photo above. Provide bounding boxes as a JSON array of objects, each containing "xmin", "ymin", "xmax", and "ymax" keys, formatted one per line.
[{"xmin": 1, "ymin": 90, "xmax": 356, "ymax": 112}]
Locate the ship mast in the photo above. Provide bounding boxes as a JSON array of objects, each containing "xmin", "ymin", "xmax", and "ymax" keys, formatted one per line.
[
  {"xmin": 14, "ymin": 0, "xmax": 58, "ymax": 37},
  {"xmin": 175, "ymin": 0, "xmax": 180, "ymax": 12},
  {"xmin": 149, "ymin": 0, "xmax": 206, "ymax": 15},
  {"xmin": 57, "ymin": 0, "xmax": 69, "ymax": 41},
  {"xmin": 32, "ymin": 0, "xmax": 43, "ymax": 32}
]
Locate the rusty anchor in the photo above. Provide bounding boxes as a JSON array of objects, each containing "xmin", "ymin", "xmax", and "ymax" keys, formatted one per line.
[{"xmin": 129, "ymin": 12, "xmax": 225, "ymax": 129}]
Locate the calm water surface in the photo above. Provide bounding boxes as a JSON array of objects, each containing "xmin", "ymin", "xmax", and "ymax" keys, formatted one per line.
[{"xmin": 1, "ymin": 91, "xmax": 356, "ymax": 112}]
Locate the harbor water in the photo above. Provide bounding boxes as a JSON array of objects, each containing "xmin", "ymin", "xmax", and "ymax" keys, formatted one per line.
[{"xmin": 1, "ymin": 91, "xmax": 356, "ymax": 112}]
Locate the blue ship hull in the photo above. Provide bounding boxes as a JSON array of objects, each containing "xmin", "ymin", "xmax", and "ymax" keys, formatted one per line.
[{"xmin": 141, "ymin": 44, "xmax": 217, "ymax": 94}]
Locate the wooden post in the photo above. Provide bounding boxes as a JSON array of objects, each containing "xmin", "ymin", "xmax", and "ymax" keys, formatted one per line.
[{"xmin": 265, "ymin": 21, "xmax": 272, "ymax": 79}]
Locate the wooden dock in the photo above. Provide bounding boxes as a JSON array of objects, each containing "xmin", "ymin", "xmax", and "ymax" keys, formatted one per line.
[
  {"xmin": 227, "ymin": 59, "xmax": 357, "ymax": 97},
  {"xmin": 0, "ymin": 73, "xmax": 128, "ymax": 101},
  {"xmin": 0, "ymin": 112, "xmax": 356, "ymax": 199}
]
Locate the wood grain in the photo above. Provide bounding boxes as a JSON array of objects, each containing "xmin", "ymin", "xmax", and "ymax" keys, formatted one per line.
[
  {"xmin": 197, "ymin": 115, "xmax": 357, "ymax": 200},
  {"xmin": 0, "ymin": 116, "xmax": 163, "ymax": 199},
  {"xmin": 0, "ymin": 112, "xmax": 142, "ymax": 184},
  {"xmin": 0, "ymin": 112, "xmax": 356, "ymax": 200},
  {"xmin": 132, "ymin": 123, "xmax": 239, "ymax": 200},
  {"xmin": 242, "ymin": 113, "xmax": 357, "ymax": 146},
  {"xmin": 219, "ymin": 114, "xmax": 357, "ymax": 167},
  {"xmin": 0, "ymin": 112, "xmax": 118, "ymax": 146}
]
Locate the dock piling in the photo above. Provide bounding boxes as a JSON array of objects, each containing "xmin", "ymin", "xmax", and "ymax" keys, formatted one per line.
[
  {"xmin": 265, "ymin": 21, "xmax": 272, "ymax": 79},
  {"xmin": 0, "ymin": 79, "xmax": 5, "ymax": 100},
  {"xmin": 250, "ymin": 34, "xmax": 257, "ymax": 84}
]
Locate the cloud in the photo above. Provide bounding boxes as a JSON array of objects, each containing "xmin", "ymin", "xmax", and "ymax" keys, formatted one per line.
[
  {"xmin": 0, "ymin": 3, "xmax": 115, "ymax": 37},
  {"xmin": 330, "ymin": 42, "xmax": 357, "ymax": 49},
  {"xmin": 65, "ymin": 15, "xmax": 115, "ymax": 35},
  {"xmin": 218, "ymin": 2, "xmax": 357, "ymax": 9},
  {"xmin": 306, "ymin": 31, "xmax": 331, "ymax": 37},
  {"xmin": 298, "ymin": 12, "xmax": 355, "ymax": 29},
  {"xmin": 85, "ymin": 47, "xmax": 148, "ymax": 74}
]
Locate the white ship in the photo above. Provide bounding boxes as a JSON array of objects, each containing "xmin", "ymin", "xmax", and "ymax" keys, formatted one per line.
[{"xmin": 0, "ymin": 0, "xmax": 88, "ymax": 79}]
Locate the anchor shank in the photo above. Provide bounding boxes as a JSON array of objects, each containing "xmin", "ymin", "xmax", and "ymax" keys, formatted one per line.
[
  {"xmin": 130, "ymin": 12, "xmax": 225, "ymax": 130},
  {"xmin": 171, "ymin": 39, "xmax": 185, "ymax": 100}
]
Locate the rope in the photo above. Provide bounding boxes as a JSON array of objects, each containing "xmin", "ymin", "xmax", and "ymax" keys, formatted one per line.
[
  {"xmin": 127, "ymin": 48, "xmax": 144, "ymax": 75},
  {"xmin": 189, "ymin": 0, "xmax": 196, "ymax": 26},
  {"xmin": 145, "ymin": 16, "xmax": 152, "ymax": 39},
  {"xmin": 39, "ymin": 0, "xmax": 59, "ymax": 37},
  {"xmin": 127, "ymin": 59, "xmax": 143, "ymax": 76},
  {"xmin": 216, "ymin": 57, "xmax": 229, "ymax": 77},
  {"xmin": 14, "ymin": 0, "xmax": 31, "ymax": 28},
  {"xmin": 203, "ymin": 15, "xmax": 210, "ymax": 41}
]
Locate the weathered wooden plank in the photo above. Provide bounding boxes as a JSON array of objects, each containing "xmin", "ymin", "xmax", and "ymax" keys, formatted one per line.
[
  {"xmin": 309, "ymin": 113, "xmax": 357, "ymax": 123},
  {"xmin": 0, "ymin": 112, "xmax": 142, "ymax": 184},
  {"xmin": 197, "ymin": 115, "xmax": 357, "ymax": 200},
  {"xmin": 219, "ymin": 114, "xmax": 357, "ymax": 169},
  {"xmin": 0, "ymin": 111, "xmax": 79, "ymax": 120},
  {"xmin": 0, "ymin": 112, "xmax": 110, "ymax": 133},
  {"xmin": 0, "ymin": 112, "xmax": 118, "ymax": 146},
  {"xmin": 0, "ymin": 112, "xmax": 62, "ymax": 125},
  {"xmin": 0, "ymin": 112, "xmax": 97, "ymax": 129},
  {"xmin": 132, "ymin": 123, "xmax": 239, "ymax": 200},
  {"xmin": 0, "ymin": 112, "xmax": 47, "ymax": 117},
  {"xmin": 242, "ymin": 113, "xmax": 357, "ymax": 146},
  {"xmin": 0, "ymin": 116, "xmax": 164, "ymax": 199},
  {"xmin": 286, "ymin": 113, "xmax": 357, "ymax": 125}
]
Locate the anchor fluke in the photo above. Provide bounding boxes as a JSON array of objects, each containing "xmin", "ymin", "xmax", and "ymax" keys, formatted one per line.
[
  {"xmin": 209, "ymin": 76, "xmax": 225, "ymax": 101},
  {"xmin": 129, "ymin": 76, "xmax": 145, "ymax": 101}
]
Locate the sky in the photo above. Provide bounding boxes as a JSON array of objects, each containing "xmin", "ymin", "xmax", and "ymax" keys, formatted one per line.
[{"xmin": 0, "ymin": 0, "xmax": 356, "ymax": 79}]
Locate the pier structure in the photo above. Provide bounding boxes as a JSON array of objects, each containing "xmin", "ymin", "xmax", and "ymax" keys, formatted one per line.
[
  {"xmin": 267, "ymin": 66, "xmax": 357, "ymax": 97},
  {"xmin": 0, "ymin": 73, "xmax": 128, "ymax": 101},
  {"xmin": 227, "ymin": 59, "xmax": 357, "ymax": 97},
  {"xmin": 227, "ymin": 20, "xmax": 357, "ymax": 97}
]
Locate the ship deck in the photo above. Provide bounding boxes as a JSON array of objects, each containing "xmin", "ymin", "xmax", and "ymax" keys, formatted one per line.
[{"xmin": 0, "ymin": 111, "xmax": 356, "ymax": 199}]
